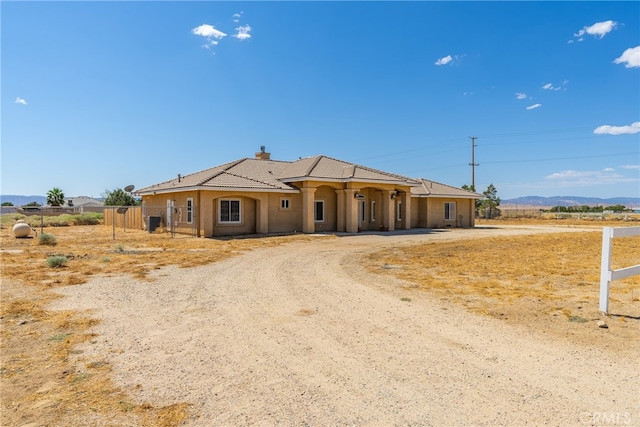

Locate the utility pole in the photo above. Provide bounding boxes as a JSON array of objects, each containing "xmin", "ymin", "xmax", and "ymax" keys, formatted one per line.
[{"xmin": 469, "ymin": 136, "xmax": 479, "ymax": 190}]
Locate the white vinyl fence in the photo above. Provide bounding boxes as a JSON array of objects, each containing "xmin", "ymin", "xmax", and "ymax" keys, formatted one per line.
[{"xmin": 599, "ymin": 226, "xmax": 640, "ymax": 313}]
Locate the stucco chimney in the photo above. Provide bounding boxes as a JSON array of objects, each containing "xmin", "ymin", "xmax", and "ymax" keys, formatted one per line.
[{"xmin": 255, "ymin": 146, "xmax": 271, "ymax": 160}]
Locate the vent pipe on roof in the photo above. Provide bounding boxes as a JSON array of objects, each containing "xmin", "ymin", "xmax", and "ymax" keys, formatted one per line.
[{"xmin": 178, "ymin": 174, "xmax": 182, "ymax": 182}]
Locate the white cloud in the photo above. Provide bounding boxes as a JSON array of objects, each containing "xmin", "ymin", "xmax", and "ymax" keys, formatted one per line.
[
  {"xmin": 544, "ymin": 168, "xmax": 634, "ymax": 187},
  {"xmin": 526, "ymin": 103, "xmax": 542, "ymax": 110},
  {"xmin": 192, "ymin": 24, "xmax": 226, "ymax": 39},
  {"xmin": 192, "ymin": 24, "xmax": 227, "ymax": 49},
  {"xmin": 613, "ymin": 46, "xmax": 640, "ymax": 68},
  {"xmin": 574, "ymin": 20, "xmax": 617, "ymax": 40},
  {"xmin": 515, "ymin": 93, "xmax": 527, "ymax": 100},
  {"xmin": 233, "ymin": 12, "xmax": 243, "ymax": 23},
  {"xmin": 621, "ymin": 164, "xmax": 640, "ymax": 170},
  {"xmin": 435, "ymin": 55, "xmax": 453, "ymax": 66},
  {"xmin": 593, "ymin": 121, "xmax": 640, "ymax": 135},
  {"xmin": 542, "ymin": 81, "xmax": 567, "ymax": 91},
  {"xmin": 233, "ymin": 25, "xmax": 252, "ymax": 40},
  {"xmin": 14, "ymin": 97, "xmax": 27, "ymax": 105}
]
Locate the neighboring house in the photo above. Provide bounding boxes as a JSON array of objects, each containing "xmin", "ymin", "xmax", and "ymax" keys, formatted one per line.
[
  {"xmin": 135, "ymin": 148, "xmax": 480, "ymax": 237},
  {"xmin": 65, "ymin": 196, "xmax": 104, "ymax": 212}
]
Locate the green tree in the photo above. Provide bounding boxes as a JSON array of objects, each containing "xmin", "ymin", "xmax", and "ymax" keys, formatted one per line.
[
  {"xmin": 23, "ymin": 201, "xmax": 42, "ymax": 207},
  {"xmin": 462, "ymin": 184, "xmax": 481, "ymax": 216},
  {"xmin": 102, "ymin": 188, "xmax": 138, "ymax": 206},
  {"xmin": 479, "ymin": 184, "xmax": 501, "ymax": 219},
  {"xmin": 1, "ymin": 202, "xmax": 14, "ymax": 206},
  {"xmin": 605, "ymin": 204, "xmax": 627, "ymax": 212},
  {"xmin": 46, "ymin": 187, "xmax": 65, "ymax": 206}
]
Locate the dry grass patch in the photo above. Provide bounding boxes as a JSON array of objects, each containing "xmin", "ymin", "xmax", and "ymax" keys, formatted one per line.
[
  {"xmin": 1, "ymin": 224, "xmax": 332, "ymax": 426},
  {"xmin": 369, "ymin": 230, "xmax": 639, "ymax": 351}
]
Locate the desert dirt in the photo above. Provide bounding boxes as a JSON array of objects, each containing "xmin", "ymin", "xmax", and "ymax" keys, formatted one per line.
[{"xmin": 24, "ymin": 225, "xmax": 637, "ymax": 426}]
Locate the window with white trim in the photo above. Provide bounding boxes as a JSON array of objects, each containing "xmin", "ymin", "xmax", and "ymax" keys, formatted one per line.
[
  {"xmin": 397, "ymin": 201, "xmax": 402, "ymax": 221},
  {"xmin": 280, "ymin": 198, "xmax": 291, "ymax": 210},
  {"xmin": 186, "ymin": 198, "xmax": 193, "ymax": 224},
  {"xmin": 371, "ymin": 201, "xmax": 376, "ymax": 222},
  {"xmin": 445, "ymin": 202, "xmax": 456, "ymax": 220},
  {"xmin": 219, "ymin": 199, "xmax": 241, "ymax": 223},
  {"xmin": 314, "ymin": 200, "xmax": 324, "ymax": 222}
]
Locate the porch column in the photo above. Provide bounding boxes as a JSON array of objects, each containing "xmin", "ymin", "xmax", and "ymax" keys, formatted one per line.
[
  {"xmin": 301, "ymin": 187, "xmax": 316, "ymax": 233},
  {"xmin": 344, "ymin": 189, "xmax": 359, "ymax": 233},
  {"xmin": 382, "ymin": 190, "xmax": 395, "ymax": 231},
  {"xmin": 401, "ymin": 192, "xmax": 412, "ymax": 230},
  {"xmin": 196, "ymin": 191, "xmax": 203, "ymax": 237},
  {"xmin": 335, "ymin": 189, "xmax": 346, "ymax": 232},
  {"xmin": 255, "ymin": 195, "xmax": 269, "ymax": 234}
]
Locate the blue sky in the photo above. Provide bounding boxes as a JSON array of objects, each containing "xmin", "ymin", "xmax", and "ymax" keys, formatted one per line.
[{"xmin": 2, "ymin": 1, "xmax": 639, "ymax": 200}]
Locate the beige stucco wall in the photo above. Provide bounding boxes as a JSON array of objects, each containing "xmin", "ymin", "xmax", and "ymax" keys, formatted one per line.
[
  {"xmin": 267, "ymin": 192, "xmax": 303, "ymax": 233},
  {"xmin": 141, "ymin": 191, "xmax": 200, "ymax": 235},
  {"xmin": 416, "ymin": 197, "xmax": 475, "ymax": 228},
  {"xmin": 313, "ymin": 185, "xmax": 338, "ymax": 232},
  {"xmin": 140, "ymin": 183, "xmax": 471, "ymax": 237}
]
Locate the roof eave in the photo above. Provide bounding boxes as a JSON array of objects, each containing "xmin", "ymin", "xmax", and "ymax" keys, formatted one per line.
[
  {"xmin": 137, "ymin": 185, "xmax": 299, "ymax": 196},
  {"xmin": 412, "ymin": 193, "xmax": 481, "ymax": 199}
]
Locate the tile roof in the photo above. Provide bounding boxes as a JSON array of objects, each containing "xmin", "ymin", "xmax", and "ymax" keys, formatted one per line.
[
  {"xmin": 278, "ymin": 155, "xmax": 420, "ymax": 184},
  {"xmin": 411, "ymin": 179, "xmax": 481, "ymax": 198},
  {"xmin": 136, "ymin": 158, "xmax": 296, "ymax": 193},
  {"xmin": 137, "ymin": 155, "xmax": 473, "ymax": 196}
]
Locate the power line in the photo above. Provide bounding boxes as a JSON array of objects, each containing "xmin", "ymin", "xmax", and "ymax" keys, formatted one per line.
[
  {"xmin": 405, "ymin": 151, "xmax": 639, "ymax": 175},
  {"xmin": 475, "ymin": 151, "xmax": 639, "ymax": 165}
]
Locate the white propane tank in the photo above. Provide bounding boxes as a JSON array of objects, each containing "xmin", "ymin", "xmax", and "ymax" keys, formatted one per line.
[{"xmin": 13, "ymin": 220, "xmax": 32, "ymax": 238}]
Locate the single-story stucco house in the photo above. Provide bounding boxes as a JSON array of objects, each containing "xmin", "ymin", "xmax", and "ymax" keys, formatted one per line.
[{"xmin": 135, "ymin": 148, "xmax": 481, "ymax": 237}]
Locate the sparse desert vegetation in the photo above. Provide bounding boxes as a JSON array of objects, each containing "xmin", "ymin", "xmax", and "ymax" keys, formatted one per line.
[{"xmin": 1, "ymin": 218, "xmax": 638, "ymax": 425}]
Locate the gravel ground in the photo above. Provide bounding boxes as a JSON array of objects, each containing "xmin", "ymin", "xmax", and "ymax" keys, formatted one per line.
[{"xmin": 51, "ymin": 226, "xmax": 639, "ymax": 426}]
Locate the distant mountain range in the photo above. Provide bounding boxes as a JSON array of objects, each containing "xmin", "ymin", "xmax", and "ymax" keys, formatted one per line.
[
  {"xmin": 502, "ymin": 196, "xmax": 640, "ymax": 208},
  {"xmin": 2, "ymin": 194, "xmax": 638, "ymax": 209},
  {"xmin": 0, "ymin": 195, "xmax": 48, "ymax": 206},
  {"xmin": 0, "ymin": 195, "xmax": 103, "ymax": 206}
]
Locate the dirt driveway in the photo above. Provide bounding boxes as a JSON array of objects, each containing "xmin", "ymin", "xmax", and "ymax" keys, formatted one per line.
[{"xmin": 52, "ymin": 226, "xmax": 639, "ymax": 426}]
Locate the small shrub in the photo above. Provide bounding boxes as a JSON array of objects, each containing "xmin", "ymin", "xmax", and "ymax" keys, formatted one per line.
[
  {"xmin": 568, "ymin": 315, "xmax": 588, "ymax": 323},
  {"xmin": 45, "ymin": 218, "xmax": 70, "ymax": 227},
  {"xmin": 73, "ymin": 213, "xmax": 101, "ymax": 225},
  {"xmin": 115, "ymin": 244, "xmax": 125, "ymax": 253},
  {"xmin": 46, "ymin": 255, "xmax": 68, "ymax": 268},
  {"xmin": 38, "ymin": 233, "xmax": 57, "ymax": 246},
  {"xmin": 0, "ymin": 213, "xmax": 26, "ymax": 226},
  {"xmin": 48, "ymin": 332, "xmax": 70, "ymax": 342}
]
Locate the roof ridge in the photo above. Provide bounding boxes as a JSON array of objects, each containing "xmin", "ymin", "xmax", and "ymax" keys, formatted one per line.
[
  {"xmin": 303, "ymin": 155, "xmax": 324, "ymax": 177},
  {"xmin": 223, "ymin": 171, "xmax": 294, "ymax": 190},
  {"xmin": 200, "ymin": 158, "xmax": 248, "ymax": 185},
  {"xmin": 318, "ymin": 154, "xmax": 416, "ymax": 182}
]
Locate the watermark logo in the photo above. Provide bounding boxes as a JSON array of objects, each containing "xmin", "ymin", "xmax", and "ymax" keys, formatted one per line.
[{"xmin": 579, "ymin": 411, "xmax": 634, "ymax": 426}]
